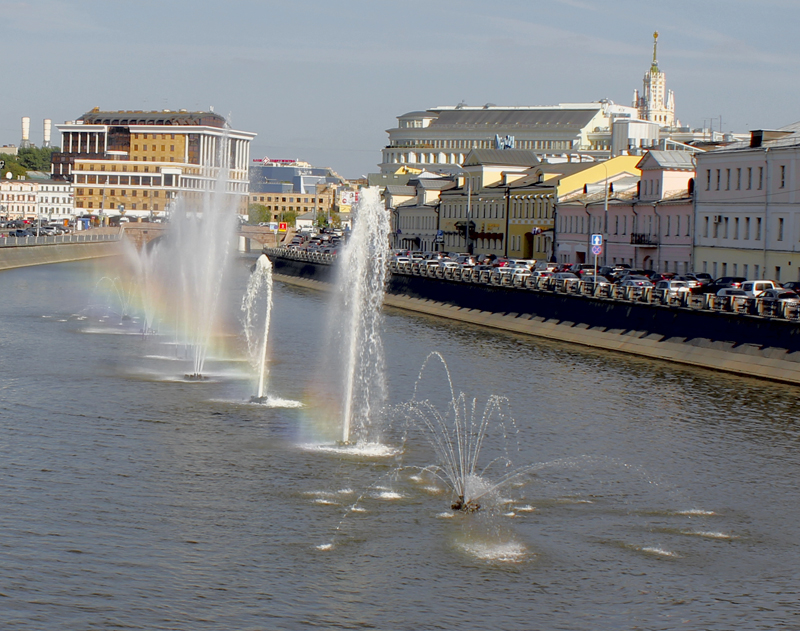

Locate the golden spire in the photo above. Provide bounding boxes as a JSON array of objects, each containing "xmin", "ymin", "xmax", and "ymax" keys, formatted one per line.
[{"xmin": 651, "ymin": 31, "xmax": 659, "ymax": 72}]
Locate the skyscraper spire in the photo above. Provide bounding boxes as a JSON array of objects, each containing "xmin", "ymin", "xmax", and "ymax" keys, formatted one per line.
[{"xmin": 651, "ymin": 31, "xmax": 659, "ymax": 73}]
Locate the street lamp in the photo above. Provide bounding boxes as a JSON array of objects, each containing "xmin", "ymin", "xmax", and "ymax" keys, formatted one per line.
[
  {"xmin": 454, "ymin": 165, "xmax": 473, "ymax": 254},
  {"xmin": 601, "ymin": 160, "xmax": 610, "ymax": 267}
]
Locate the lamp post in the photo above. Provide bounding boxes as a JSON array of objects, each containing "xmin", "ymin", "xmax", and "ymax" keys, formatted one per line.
[
  {"xmin": 454, "ymin": 165, "xmax": 472, "ymax": 254},
  {"xmin": 602, "ymin": 160, "xmax": 610, "ymax": 267}
]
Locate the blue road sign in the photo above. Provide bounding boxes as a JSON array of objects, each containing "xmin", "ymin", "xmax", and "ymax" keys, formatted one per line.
[
  {"xmin": 591, "ymin": 234, "xmax": 603, "ymax": 246},
  {"xmin": 591, "ymin": 244, "xmax": 603, "ymax": 256}
]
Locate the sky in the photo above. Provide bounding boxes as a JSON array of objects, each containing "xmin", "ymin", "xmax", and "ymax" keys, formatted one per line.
[{"xmin": 2, "ymin": 0, "xmax": 800, "ymax": 178}]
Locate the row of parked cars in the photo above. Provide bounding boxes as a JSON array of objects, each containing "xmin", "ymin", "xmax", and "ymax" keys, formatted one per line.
[
  {"xmin": 389, "ymin": 251, "xmax": 800, "ymax": 304},
  {"xmin": 0, "ymin": 220, "xmax": 73, "ymax": 238}
]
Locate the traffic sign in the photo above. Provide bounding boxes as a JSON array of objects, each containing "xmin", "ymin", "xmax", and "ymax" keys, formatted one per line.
[
  {"xmin": 279, "ymin": 222, "xmax": 287, "ymax": 232},
  {"xmin": 591, "ymin": 244, "xmax": 603, "ymax": 256},
  {"xmin": 591, "ymin": 233, "xmax": 603, "ymax": 246}
]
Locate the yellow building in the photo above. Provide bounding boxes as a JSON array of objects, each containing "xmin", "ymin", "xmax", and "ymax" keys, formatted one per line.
[
  {"xmin": 438, "ymin": 150, "xmax": 640, "ymax": 261},
  {"xmin": 53, "ymin": 109, "xmax": 255, "ymax": 218}
]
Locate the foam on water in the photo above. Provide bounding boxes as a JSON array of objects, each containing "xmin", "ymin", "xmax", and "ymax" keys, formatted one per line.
[
  {"xmin": 249, "ymin": 396, "xmax": 303, "ymax": 409},
  {"xmin": 298, "ymin": 442, "xmax": 401, "ymax": 458},
  {"xmin": 315, "ymin": 543, "xmax": 334, "ymax": 551},
  {"xmin": 640, "ymin": 546, "xmax": 679, "ymax": 558},
  {"xmin": 374, "ymin": 491, "xmax": 403, "ymax": 500},
  {"xmin": 681, "ymin": 530, "xmax": 736, "ymax": 540},
  {"xmin": 456, "ymin": 540, "xmax": 528, "ymax": 563},
  {"xmin": 675, "ymin": 509, "xmax": 716, "ymax": 516}
]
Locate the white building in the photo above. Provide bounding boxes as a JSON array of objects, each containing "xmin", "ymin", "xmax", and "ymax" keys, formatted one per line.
[
  {"xmin": 0, "ymin": 178, "xmax": 74, "ymax": 222},
  {"xmin": 0, "ymin": 179, "xmax": 37, "ymax": 220},
  {"xmin": 694, "ymin": 124, "xmax": 800, "ymax": 283},
  {"xmin": 37, "ymin": 179, "xmax": 74, "ymax": 221},
  {"xmin": 380, "ymin": 101, "xmax": 639, "ymax": 173}
]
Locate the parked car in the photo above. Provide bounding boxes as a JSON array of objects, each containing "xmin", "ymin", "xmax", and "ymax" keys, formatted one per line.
[
  {"xmin": 759, "ymin": 288, "xmax": 800, "ymax": 303},
  {"xmin": 741, "ymin": 280, "xmax": 779, "ymax": 298},
  {"xmin": 654, "ymin": 280, "xmax": 691, "ymax": 296},
  {"xmin": 552, "ymin": 272, "xmax": 580, "ymax": 280},
  {"xmin": 620, "ymin": 278, "xmax": 654, "ymax": 288},
  {"xmin": 685, "ymin": 272, "xmax": 713, "ymax": 286},
  {"xmin": 699, "ymin": 277, "xmax": 747, "ymax": 294},
  {"xmin": 716, "ymin": 288, "xmax": 748, "ymax": 297},
  {"xmin": 781, "ymin": 281, "xmax": 800, "ymax": 292}
]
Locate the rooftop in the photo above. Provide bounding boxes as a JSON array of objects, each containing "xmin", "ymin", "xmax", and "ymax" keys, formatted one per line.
[{"xmin": 76, "ymin": 109, "xmax": 227, "ymax": 128}]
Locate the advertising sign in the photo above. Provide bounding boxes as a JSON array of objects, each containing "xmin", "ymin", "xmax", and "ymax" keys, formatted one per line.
[{"xmin": 279, "ymin": 222, "xmax": 288, "ymax": 232}]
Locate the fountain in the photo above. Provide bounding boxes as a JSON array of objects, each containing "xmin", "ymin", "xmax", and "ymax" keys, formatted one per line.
[
  {"xmin": 398, "ymin": 352, "xmax": 526, "ymax": 513},
  {"xmin": 124, "ymin": 128, "xmax": 239, "ymax": 380},
  {"xmin": 242, "ymin": 253, "xmax": 274, "ymax": 401},
  {"xmin": 331, "ymin": 187, "xmax": 390, "ymax": 444}
]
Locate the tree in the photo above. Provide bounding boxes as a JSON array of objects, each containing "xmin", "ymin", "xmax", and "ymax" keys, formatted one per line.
[
  {"xmin": 0, "ymin": 154, "xmax": 28, "ymax": 180},
  {"xmin": 248, "ymin": 203, "xmax": 271, "ymax": 224},
  {"xmin": 17, "ymin": 147, "xmax": 58, "ymax": 172}
]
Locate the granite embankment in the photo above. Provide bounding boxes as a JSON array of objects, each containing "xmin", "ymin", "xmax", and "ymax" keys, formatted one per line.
[
  {"xmin": 0, "ymin": 229, "xmax": 124, "ymax": 271},
  {"xmin": 268, "ymin": 254, "xmax": 800, "ymax": 386}
]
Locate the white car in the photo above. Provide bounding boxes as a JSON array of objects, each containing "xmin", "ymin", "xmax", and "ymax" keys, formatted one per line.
[
  {"xmin": 655, "ymin": 280, "xmax": 691, "ymax": 296},
  {"xmin": 741, "ymin": 280, "xmax": 780, "ymax": 298}
]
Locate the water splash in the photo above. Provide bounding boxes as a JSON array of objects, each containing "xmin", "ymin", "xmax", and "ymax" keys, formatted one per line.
[
  {"xmin": 331, "ymin": 187, "xmax": 390, "ymax": 444},
  {"xmin": 242, "ymin": 254, "xmax": 274, "ymax": 400},
  {"xmin": 398, "ymin": 352, "xmax": 526, "ymax": 512}
]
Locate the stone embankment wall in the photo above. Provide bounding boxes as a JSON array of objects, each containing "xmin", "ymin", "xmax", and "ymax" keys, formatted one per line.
[
  {"xmin": 0, "ymin": 234, "xmax": 123, "ymax": 271},
  {"xmin": 269, "ymin": 255, "xmax": 800, "ymax": 386}
]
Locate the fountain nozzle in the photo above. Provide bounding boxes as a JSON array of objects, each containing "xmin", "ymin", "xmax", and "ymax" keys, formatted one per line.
[{"xmin": 451, "ymin": 496, "xmax": 481, "ymax": 513}]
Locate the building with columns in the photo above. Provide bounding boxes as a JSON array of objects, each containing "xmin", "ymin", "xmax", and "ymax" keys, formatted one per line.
[{"xmin": 51, "ymin": 109, "xmax": 255, "ymax": 218}]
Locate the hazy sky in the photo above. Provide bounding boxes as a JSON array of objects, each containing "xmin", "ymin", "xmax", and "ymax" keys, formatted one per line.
[{"xmin": 2, "ymin": 0, "xmax": 799, "ymax": 177}]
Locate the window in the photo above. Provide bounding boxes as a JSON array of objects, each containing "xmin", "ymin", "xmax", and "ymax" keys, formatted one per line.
[
  {"xmin": 743, "ymin": 264, "xmax": 749, "ymax": 278},
  {"xmin": 724, "ymin": 217, "xmax": 729, "ymax": 239},
  {"xmin": 778, "ymin": 217, "xmax": 784, "ymax": 241},
  {"xmin": 747, "ymin": 167, "xmax": 752, "ymax": 190},
  {"xmin": 726, "ymin": 169, "xmax": 730, "ymax": 190},
  {"xmin": 780, "ymin": 165, "xmax": 786, "ymax": 188},
  {"xmin": 734, "ymin": 217, "xmax": 739, "ymax": 239},
  {"xmin": 745, "ymin": 217, "xmax": 750, "ymax": 240},
  {"xmin": 758, "ymin": 167, "xmax": 764, "ymax": 190},
  {"xmin": 736, "ymin": 168, "xmax": 741, "ymax": 190},
  {"xmin": 716, "ymin": 169, "xmax": 720, "ymax": 190},
  {"xmin": 755, "ymin": 264, "xmax": 760, "ymax": 279},
  {"xmin": 143, "ymin": 145, "xmax": 147, "ymax": 151},
  {"xmin": 705, "ymin": 170, "xmax": 711, "ymax": 190},
  {"xmin": 756, "ymin": 217, "xmax": 762, "ymax": 240}
]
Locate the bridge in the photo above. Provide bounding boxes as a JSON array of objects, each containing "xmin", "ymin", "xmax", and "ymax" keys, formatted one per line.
[{"xmin": 122, "ymin": 223, "xmax": 288, "ymax": 250}]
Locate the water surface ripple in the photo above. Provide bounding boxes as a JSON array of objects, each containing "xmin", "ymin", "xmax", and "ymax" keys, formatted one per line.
[{"xmin": 0, "ymin": 260, "xmax": 798, "ymax": 629}]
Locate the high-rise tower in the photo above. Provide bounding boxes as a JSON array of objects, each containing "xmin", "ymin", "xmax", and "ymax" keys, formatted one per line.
[{"xmin": 632, "ymin": 32, "xmax": 675, "ymax": 127}]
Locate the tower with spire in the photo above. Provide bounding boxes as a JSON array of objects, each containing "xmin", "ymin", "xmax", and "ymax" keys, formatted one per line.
[{"xmin": 632, "ymin": 31, "xmax": 676, "ymax": 127}]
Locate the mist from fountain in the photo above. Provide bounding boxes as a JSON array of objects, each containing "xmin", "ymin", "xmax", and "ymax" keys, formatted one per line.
[
  {"xmin": 125, "ymin": 129, "xmax": 239, "ymax": 379},
  {"xmin": 242, "ymin": 253, "xmax": 274, "ymax": 400},
  {"xmin": 332, "ymin": 187, "xmax": 390, "ymax": 444}
]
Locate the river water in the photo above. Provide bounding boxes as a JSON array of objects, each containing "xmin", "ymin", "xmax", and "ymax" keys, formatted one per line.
[{"xmin": 1, "ymin": 257, "xmax": 799, "ymax": 630}]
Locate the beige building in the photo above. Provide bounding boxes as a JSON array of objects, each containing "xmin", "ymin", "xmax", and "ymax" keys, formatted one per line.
[
  {"xmin": 694, "ymin": 125, "xmax": 800, "ymax": 283},
  {"xmin": 249, "ymin": 186, "xmax": 335, "ymax": 222},
  {"xmin": 52, "ymin": 109, "xmax": 255, "ymax": 218}
]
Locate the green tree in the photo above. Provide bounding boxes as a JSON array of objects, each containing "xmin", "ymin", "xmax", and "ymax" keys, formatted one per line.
[
  {"xmin": 0, "ymin": 154, "xmax": 28, "ymax": 180},
  {"xmin": 282, "ymin": 210, "xmax": 297, "ymax": 227},
  {"xmin": 17, "ymin": 147, "xmax": 58, "ymax": 171},
  {"xmin": 248, "ymin": 203, "xmax": 271, "ymax": 224}
]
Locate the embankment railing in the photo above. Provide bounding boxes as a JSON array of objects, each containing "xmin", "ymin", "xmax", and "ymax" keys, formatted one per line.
[{"xmin": 262, "ymin": 247, "xmax": 800, "ymax": 324}]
